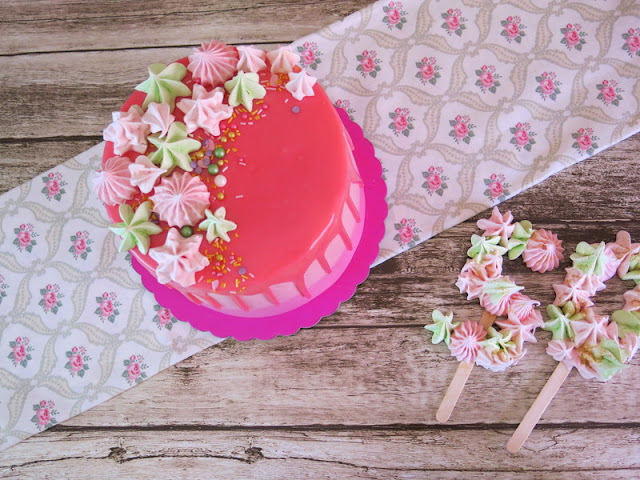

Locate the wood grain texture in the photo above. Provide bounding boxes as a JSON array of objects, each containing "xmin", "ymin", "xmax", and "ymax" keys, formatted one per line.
[{"xmin": 1, "ymin": 0, "xmax": 639, "ymax": 478}]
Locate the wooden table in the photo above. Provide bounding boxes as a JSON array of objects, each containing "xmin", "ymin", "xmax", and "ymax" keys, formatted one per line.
[{"xmin": 1, "ymin": 1, "xmax": 639, "ymax": 478}]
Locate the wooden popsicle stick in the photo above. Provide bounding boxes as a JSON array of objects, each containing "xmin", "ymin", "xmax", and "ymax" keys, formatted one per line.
[
  {"xmin": 507, "ymin": 362, "xmax": 571, "ymax": 453},
  {"xmin": 436, "ymin": 311, "xmax": 496, "ymax": 423}
]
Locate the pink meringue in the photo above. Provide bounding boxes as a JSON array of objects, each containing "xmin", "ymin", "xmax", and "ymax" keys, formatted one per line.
[
  {"xmin": 129, "ymin": 155, "xmax": 167, "ymax": 194},
  {"xmin": 176, "ymin": 85, "xmax": 233, "ymax": 136},
  {"xmin": 570, "ymin": 310, "xmax": 609, "ymax": 347},
  {"xmin": 622, "ymin": 285, "xmax": 640, "ymax": 311},
  {"xmin": 103, "ymin": 105, "xmax": 150, "ymax": 155},
  {"xmin": 236, "ymin": 45, "xmax": 267, "ymax": 73},
  {"xmin": 93, "ymin": 156, "xmax": 136, "ymax": 206},
  {"xmin": 142, "ymin": 102, "xmax": 175, "ymax": 138},
  {"xmin": 480, "ymin": 276, "xmax": 524, "ymax": 316},
  {"xmin": 563, "ymin": 267, "xmax": 606, "ymax": 296},
  {"xmin": 506, "ymin": 293, "xmax": 540, "ymax": 323},
  {"xmin": 475, "ymin": 343, "xmax": 524, "ymax": 372},
  {"xmin": 188, "ymin": 40, "xmax": 239, "ymax": 88},
  {"xmin": 285, "ymin": 71, "xmax": 317, "ymax": 100},
  {"xmin": 546, "ymin": 339, "xmax": 578, "ymax": 366},
  {"xmin": 449, "ymin": 320, "xmax": 487, "ymax": 363},
  {"xmin": 148, "ymin": 228, "xmax": 209, "ymax": 287},
  {"xmin": 476, "ymin": 207, "xmax": 514, "ymax": 247},
  {"xmin": 266, "ymin": 46, "xmax": 301, "ymax": 74},
  {"xmin": 607, "ymin": 231, "xmax": 640, "ymax": 278},
  {"xmin": 522, "ymin": 229, "xmax": 564, "ymax": 273},
  {"xmin": 150, "ymin": 172, "xmax": 210, "ymax": 228},
  {"xmin": 455, "ymin": 254, "xmax": 503, "ymax": 300}
]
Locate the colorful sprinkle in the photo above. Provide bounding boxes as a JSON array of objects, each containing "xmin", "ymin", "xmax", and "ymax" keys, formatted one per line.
[
  {"xmin": 214, "ymin": 175, "xmax": 228, "ymax": 187},
  {"xmin": 292, "ymin": 106, "xmax": 301, "ymax": 114},
  {"xmin": 208, "ymin": 164, "xmax": 220, "ymax": 175},
  {"xmin": 180, "ymin": 226, "xmax": 194, "ymax": 238},
  {"xmin": 214, "ymin": 147, "xmax": 226, "ymax": 158}
]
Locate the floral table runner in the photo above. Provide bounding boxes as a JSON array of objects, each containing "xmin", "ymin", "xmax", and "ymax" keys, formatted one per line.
[{"xmin": 2, "ymin": 0, "xmax": 640, "ymax": 453}]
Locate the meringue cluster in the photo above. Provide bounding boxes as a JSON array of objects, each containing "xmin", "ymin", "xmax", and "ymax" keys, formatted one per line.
[
  {"xmin": 544, "ymin": 231, "xmax": 640, "ymax": 381},
  {"xmin": 426, "ymin": 207, "xmax": 564, "ymax": 372},
  {"xmin": 95, "ymin": 40, "xmax": 315, "ymax": 288}
]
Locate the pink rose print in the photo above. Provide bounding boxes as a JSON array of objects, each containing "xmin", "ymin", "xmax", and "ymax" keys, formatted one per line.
[
  {"xmin": 296, "ymin": 41, "xmax": 322, "ymax": 70},
  {"xmin": 500, "ymin": 16, "xmax": 526, "ymax": 44},
  {"xmin": 483, "ymin": 174, "xmax": 511, "ymax": 203},
  {"xmin": 393, "ymin": 218, "xmax": 421, "ymax": 248},
  {"xmin": 153, "ymin": 304, "xmax": 178, "ymax": 330},
  {"xmin": 68, "ymin": 230, "xmax": 93, "ymax": 260},
  {"xmin": 8, "ymin": 336, "xmax": 34, "ymax": 367},
  {"xmin": 572, "ymin": 127, "xmax": 599, "ymax": 156},
  {"xmin": 388, "ymin": 107, "xmax": 415, "ymax": 137},
  {"xmin": 65, "ymin": 346, "xmax": 91, "ymax": 378},
  {"xmin": 356, "ymin": 50, "xmax": 382, "ymax": 78},
  {"xmin": 38, "ymin": 283, "xmax": 64, "ymax": 314},
  {"xmin": 509, "ymin": 122, "xmax": 537, "ymax": 152},
  {"xmin": 382, "ymin": 1, "xmax": 408, "ymax": 30},
  {"xmin": 421, "ymin": 166, "xmax": 449, "ymax": 197},
  {"xmin": 448, "ymin": 115, "xmax": 475, "ymax": 145},
  {"xmin": 40, "ymin": 172, "xmax": 67, "ymax": 201},
  {"xmin": 596, "ymin": 79, "xmax": 624, "ymax": 107},
  {"xmin": 561, "ymin": 23, "xmax": 587, "ymax": 51},
  {"xmin": 622, "ymin": 27, "xmax": 640, "ymax": 57},
  {"xmin": 0, "ymin": 274, "xmax": 8, "ymax": 306},
  {"xmin": 441, "ymin": 8, "xmax": 466, "ymax": 37},
  {"xmin": 13, "ymin": 223, "xmax": 38, "ymax": 253},
  {"xmin": 122, "ymin": 354, "xmax": 149, "ymax": 385},
  {"xmin": 475, "ymin": 65, "xmax": 501, "ymax": 94},
  {"xmin": 31, "ymin": 400, "xmax": 59, "ymax": 430},
  {"xmin": 334, "ymin": 99, "xmax": 356, "ymax": 122},
  {"xmin": 535, "ymin": 71, "xmax": 561, "ymax": 101},
  {"xmin": 415, "ymin": 57, "xmax": 441, "ymax": 86},
  {"xmin": 94, "ymin": 291, "xmax": 122, "ymax": 323}
]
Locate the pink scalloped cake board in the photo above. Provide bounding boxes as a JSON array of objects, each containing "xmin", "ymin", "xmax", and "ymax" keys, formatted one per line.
[{"xmin": 131, "ymin": 108, "xmax": 386, "ymax": 340}]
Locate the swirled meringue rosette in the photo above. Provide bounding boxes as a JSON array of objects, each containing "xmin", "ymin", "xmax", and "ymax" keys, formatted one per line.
[{"xmin": 427, "ymin": 207, "xmax": 563, "ymax": 372}]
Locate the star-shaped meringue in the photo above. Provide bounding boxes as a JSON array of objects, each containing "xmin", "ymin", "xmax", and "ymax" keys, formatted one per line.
[
  {"xmin": 476, "ymin": 207, "xmax": 515, "ymax": 248},
  {"xmin": 109, "ymin": 201, "xmax": 162, "ymax": 255},
  {"xmin": 608, "ymin": 231, "xmax": 640, "ymax": 278},
  {"xmin": 103, "ymin": 105, "xmax": 150, "ymax": 155},
  {"xmin": 148, "ymin": 228, "xmax": 209, "ymax": 287},
  {"xmin": 425, "ymin": 310, "xmax": 459, "ymax": 346},
  {"xmin": 142, "ymin": 102, "xmax": 175, "ymax": 138},
  {"xmin": 147, "ymin": 122, "xmax": 201, "ymax": 173},
  {"xmin": 177, "ymin": 85, "xmax": 233, "ymax": 136},
  {"xmin": 236, "ymin": 45, "xmax": 267, "ymax": 73},
  {"xmin": 285, "ymin": 70, "xmax": 317, "ymax": 101},
  {"xmin": 198, "ymin": 207, "xmax": 237, "ymax": 243},
  {"xmin": 129, "ymin": 155, "xmax": 167, "ymax": 194},
  {"xmin": 135, "ymin": 63, "xmax": 191, "ymax": 110},
  {"xmin": 266, "ymin": 46, "xmax": 301, "ymax": 74},
  {"xmin": 224, "ymin": 71, "xmax": 266, "ymax": 111}
]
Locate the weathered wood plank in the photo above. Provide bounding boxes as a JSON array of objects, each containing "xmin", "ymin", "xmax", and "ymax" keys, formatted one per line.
[
  {"xmin": 0, "ymin": 0, "xmax": 372, "ymax": 56},
  {"xmin": 2, "ymin": 427, "xmax": 639, "ymax": 479},
  {"xmin": 25, "ymin": 326, "xmax": 632, "ymax": 429}
]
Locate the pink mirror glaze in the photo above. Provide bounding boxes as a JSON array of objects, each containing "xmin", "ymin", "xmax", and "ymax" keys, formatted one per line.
[{"xmin": 130, "ymin": 107, "xmax": 387, "ymax": 340}]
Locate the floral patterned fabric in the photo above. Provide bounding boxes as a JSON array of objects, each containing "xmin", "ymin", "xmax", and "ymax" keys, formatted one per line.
[
  {"xmin": 0, "ymin": 145, "xmax": 224, "ymax": 452},
  {"xmin": 1, "ymin": 0, "xmax": 640, "ymax": 453},
  {"xmin": 292, "ymin": 0, "xmax": 640, "ymax": 263}
]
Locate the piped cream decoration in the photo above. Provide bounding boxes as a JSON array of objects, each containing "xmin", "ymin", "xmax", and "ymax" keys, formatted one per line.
[
  {"xmin": 522, "ymin": 229, "xmax": 564, "ymax": 273},
  {"xmin": 128, "ymin": 155, "xmax": 167, "ymax": 194},
  {"xmin": 188, "ymin": 40, "xmax": 239, "ymax": 87},
  {"xmin": 150, "ymin": 172, "xmax": 210, "ymax": 228},
  {"xmin": 142, "ymin": 102, "xmax": 175, "ymax": 138},
  {"xmin": 109, "ymin": 201, "xmax": 162, "ymax": 255},
  {"xmin": 177, "ymin": 85, "xmax": 233, "ymax": 136},
  {"xmin": 135, "ymin": 63, "xmax": 191, "ymax": 110},
  {"xmin": 266, "ymin": 46, "xmax": 301, "ymax": 74},
  {"xmin": 224, "ymin": 71, "xmax": 266, "ymax": 111},
  {"xmin": 103, "ymin": 105, "xmax": 150, "ymax": 155},
  {"xmin": 285, "ymin": 71, "xmax": 317, "ymax": 101},
  {"xmin": 93, "ymin": 156, "xmax": 137, "ymax": 206},
  {"xmin": 236, "ymin": 45, "xmax": 267, "ymax": 73},
  {"xmin": 149, "ymin": 228, "xmax": 209, "ymax": 287}
]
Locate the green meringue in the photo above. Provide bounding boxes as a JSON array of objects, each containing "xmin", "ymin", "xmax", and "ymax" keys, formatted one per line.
[
  {"xmin": 467, "ymin": 234, "xmax": 508, "ymax": 262},
  {"xmin": 425, "ymin": 310, "xmax": 459, "ymax": 346},
  {"xmin": 507, "ymin": 221, "xmax": 534, "ymax": 260},
  {"xmin": 544, "ymin": 303, "xmax": 581, "ymax": 341},
  {"xmin": 570, "ymin": 241, "xmax": 608, "ymax": 277},
  {"xmin": 148, "ymin": 122, "xmax": 201, "ymax": 173},
  {"xmin": 611, "ymin": 309, "xmax": 640, "ymax": 337},
  {"xmin": 198, "ymin": 207, "xmax": 237, "ymax": 243},
  {"xmin": 109, "ymin": 201, "xmax": 162, "ymax": 254},
  {"xmin": 224, "ymin": 71, "xmax": 266, "ymax": 110},
  {"xmin": 591, "ymin": 338, "xmax": 629, "ymax": 381},
  {"xmin": 480, "ymin": 327, "xmax": 516, "ymax": 353},
  {"xmin": 136, "ymin": 63, "xmax": 191, "ymax": 110}
]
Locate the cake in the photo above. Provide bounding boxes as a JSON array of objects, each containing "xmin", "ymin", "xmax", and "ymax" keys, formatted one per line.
[{"xmin": 97, "ymin": 40, "xmax": 365, "ymax": 318}]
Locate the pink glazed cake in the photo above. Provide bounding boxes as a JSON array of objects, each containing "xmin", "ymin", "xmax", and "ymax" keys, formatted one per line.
[{"xmin": 97, "ymin": 40, "xmax": 366, "ymax": 318}]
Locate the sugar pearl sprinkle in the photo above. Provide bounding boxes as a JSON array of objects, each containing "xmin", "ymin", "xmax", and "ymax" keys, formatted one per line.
[{"xmin": 214, "ymin": 175, "xmax": 227, "ymax": 187}]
